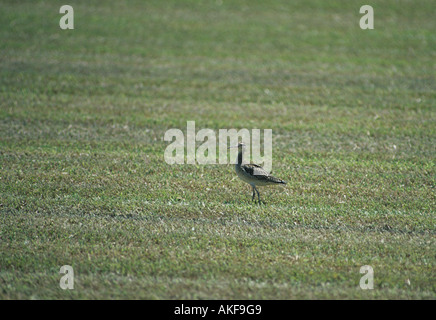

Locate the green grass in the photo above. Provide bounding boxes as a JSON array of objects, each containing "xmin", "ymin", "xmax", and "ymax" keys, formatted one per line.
[{"xmin": 0, "ymin": 0, "xmax": 435, "ymax": 299}]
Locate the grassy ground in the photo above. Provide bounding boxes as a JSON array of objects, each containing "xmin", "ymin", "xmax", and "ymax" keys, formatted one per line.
[{"xmin": 0, "ymin": 0, "xmax": 435, "ymax": 299}]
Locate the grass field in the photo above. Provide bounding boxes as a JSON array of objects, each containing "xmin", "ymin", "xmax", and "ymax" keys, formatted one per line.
[{"xmin": 0, "ymin": 0, "xmax": 435, "ymax": 299}]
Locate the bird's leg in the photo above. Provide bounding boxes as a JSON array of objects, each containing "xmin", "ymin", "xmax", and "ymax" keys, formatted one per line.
[
  {"xmin": 251, "ymin": 185, "xmax": 256, "ymax": 201},
  {"xmin": 254, "ymin": 186, "xmax": 263, "ymax": 205}
]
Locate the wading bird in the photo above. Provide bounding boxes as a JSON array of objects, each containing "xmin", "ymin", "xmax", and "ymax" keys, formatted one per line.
[{"xmin": 229, "ymin": 142, "xmax": 286, "ymax": 204}]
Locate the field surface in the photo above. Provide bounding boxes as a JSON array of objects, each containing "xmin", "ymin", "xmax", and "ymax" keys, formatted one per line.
[{"xmin": 0, "ymin": 0, "xmax": 435, "ymax": 299}]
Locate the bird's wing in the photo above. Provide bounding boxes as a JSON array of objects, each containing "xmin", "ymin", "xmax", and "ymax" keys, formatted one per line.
[
  {"xmin": 241, "ymin": 163, "xmax": 269, "ymax": 176},
  {"xmin": 241, "ymin": 164, "xmax": 286, "ymax": 184}
]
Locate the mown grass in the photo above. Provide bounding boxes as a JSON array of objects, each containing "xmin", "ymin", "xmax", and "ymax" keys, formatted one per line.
[{"xmin": 0, "ymin": 0, "xmax": 435, "ymax": 299}]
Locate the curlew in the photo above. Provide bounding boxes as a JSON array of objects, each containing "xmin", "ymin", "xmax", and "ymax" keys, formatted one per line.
[{"xmin": 229, "ymin": 142, "xmax": 286, "ymax": 204}]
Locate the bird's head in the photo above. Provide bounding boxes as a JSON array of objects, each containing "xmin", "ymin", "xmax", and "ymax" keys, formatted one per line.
[{"xmin": 228, "ymin": 142, "xmax": 246, "ymax": 150}]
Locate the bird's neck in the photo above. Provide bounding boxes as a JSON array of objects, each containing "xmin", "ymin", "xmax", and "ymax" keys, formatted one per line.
[{"xmin": 237, "ymin": 149, "xmax": 243, "ymax": 166}]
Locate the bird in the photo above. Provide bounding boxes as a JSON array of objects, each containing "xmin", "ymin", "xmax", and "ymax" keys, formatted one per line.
[{"xmin": 229, "ymin": 142, "xmax": 286, "ymax": 204}]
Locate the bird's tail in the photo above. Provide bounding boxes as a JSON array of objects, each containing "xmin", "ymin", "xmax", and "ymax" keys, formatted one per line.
[{"xmin": 269, "ymin": 176, "xmax": 287, "ymax": 185}]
